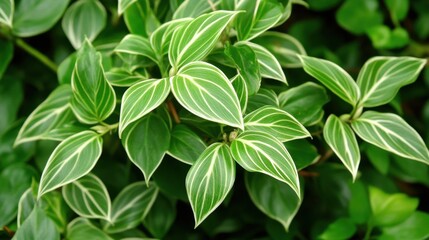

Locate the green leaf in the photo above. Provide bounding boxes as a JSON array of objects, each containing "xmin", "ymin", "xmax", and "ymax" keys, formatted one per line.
[
  {"xmin": 385, "ymin": 0, "xmax": 409, "ymax": 24},
  {"xmin": 102, "ymin": 182, "xmax": 159, "ymax": 233},
  {"xmin": 284, "ymin": 139, "xmax": 320, "ymax": 170},
  {"xmin": 62, "ymin": 0, "xmax": 107, "ymax": 49},
  {"xmin": 71, "ymin": 40, "xmax": 116, "ymax": 124},
  {"xmin": 0, "ymin": 74, "xmax": 23, "ymax": 134},
  {"xmin": 348, "ymin": 180, "xmax": 371, "ymax": 224},
  {"xmin": 119, "ymin": 78, "xmax": 170, "ymax": 136},
  {"xmin": 252, "ymin": 32, "xmax": 307, "ymax": 68},
  {"xmin": 247, "ymin": 88, "xmax": 279, "ymax": 113},
  {"xmin": 318, "ymin": 218, "xmax": 356, "ymax": 240},
  {"xmin": 369, "ymin": 186, "xmax": 419, "ymax": 227},
  {"xmin": 364, "ymin": 144, "xmax": 390, "ymax": 175},
  {"xmin": 235, "ymin": 0, "xmax": 283, "ymax": 41},
  {"xmin": 245, "ymin": 172, "xmax": 302, "ymax": 231},
  {"xmin": 38, "ymin": 131, "xmax": 103, "ymax": 198},
  {"xmin": 173, "ymin": 0, "xmax": 220, "ymax": 19},
  {"xmin": 299, "ymin": 55, "xmax": 360, "ymax": 105},
  {"xmin": 62, "ymin": 173, "xmax": 111, "ymax": 221},
  {"xmin": 167, "ymin": 124, "xmax": 207, "ymax": 165},
  {"xmin": 186, "ymin": 143, "xmax": 236, "ymax": 227},
  {"xmin": 150, "ymin": 18, "xmax": 192, "ymax": 57},
  {"xmin": 351, "ymin": 111, "xmax": 429, "ymax": 164},
  {"xmin": 142, "ymin": 194, "xmax": 176, "ymax": 239},
  {"xmin": 230, "ymin": 131, "xmax": 300, "ymax": 197},
  {"xmin": 67, "ymin": 217, "xmax": 114, "ymax": 240},
  {"xmin": 13, "ymin": 207, "xmax": 59, "ymax": 240},
  {"xmin": 12, "ymin": 0, "xmax": 69, "ymax": 37},
  {"xmin": 17, "ymin": 188, "xmax": 35, "ymax": 227},
  {"xmin": 58, "ymin": 53, "xmax": 76, "ymax": 85},
  {"xmin": 0, "ymin": 0, "xmax": 13, "ymax": 27},
  {"xmin": 380, "ymin": 211, "xmax": 429, "ymax": 240},
  {"xmin": 169, "ymin": 10, "xmax": 238, "ymax": 68},
  {"xmin": 244, "ymin": 106, "xmax": 310, "ymax": 142},
  {"xmin": 106, "ymin": 68, "xmax": 145, "ymax": 87},
  {"xmin": 0, "ymin": 39, "xmax": 13, "ymax": 79},
  {"xmin": 357, "ymin": 57, "xmax": 426, "ymax": 107},
  {"xmin": 306, "ymin": 0, "xmax": 342, "ymax": 11},
  {"xmin": 335, "ymin": 0, "xmax": 383, "ymax": 35},
  {"xmin": 114, "ymin": 34, "xmax": 158, "ymax": 64},
  {"xmin": 118, "ymin": 0, "xmax": 138, "ymax": 15},
  {"xmin": 122, "ymin": 114, "xmax": 170, "ymax": 183},
  {"xmin": 171, "ymin": 61, "xmax": 244, "ymax": 129},
  {"xmin": 324, "ymin": 115, "xmax": 360, "ymax": 180},
  {"xmin": 123, "ymin": 0, "xmax": 160, "ymax": 37},
  {"xmin": 231, "ymin": 74, "xmax": 248, "ymax": 114}
]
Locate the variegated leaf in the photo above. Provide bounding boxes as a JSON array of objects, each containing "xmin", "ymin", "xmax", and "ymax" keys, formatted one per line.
[
  {"xmin": 105, "ymin": 68, "xmax": 145, "ymax": 87},
  {"xmin": 167, "ymin": 124, "xmax": 207, "ymax": 165},
  {"xmin": 114, "ymin": 34, "xmax": 158, "ymax": 63},
  {"xmin": 247, "ymin": 88, "xmax": 279, "ymax": 113},
  {"xmin": 173, "ymin": 0, "xmax": 221, "ymax": 19},
  {"xmin": 150, "ymin": 18, "xmax": 192, "ymax": 57},
  {"xmin": 0, "ymin": 0, "xmax": 13, "ymax": 27},
  {"xmin": 231, "ymin": 74, "xmax": 248, "ymax": 114},
  {"xmin": 118, "ymin": 0, "xmax": 137, "ymax": 15},
  {"xmin": 67, "ymin": 218, "xmax": 114, "ymax": 240}
]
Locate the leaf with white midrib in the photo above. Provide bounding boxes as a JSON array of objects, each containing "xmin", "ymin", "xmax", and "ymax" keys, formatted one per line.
[{"xmin": 114, "ymin": 34, "xmax": 158, "ymax": 63}]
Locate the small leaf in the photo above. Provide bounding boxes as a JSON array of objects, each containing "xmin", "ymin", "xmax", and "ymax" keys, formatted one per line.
[
  {"xmin": 142, "ymin": 194, "xmax": 176, "ymax": 239},
  {"xmin": 38, "ymin": 131, "xmax": 103, "ymax": 198},
  {"xmin": 0, "ymin": 0, "xmax": 13, "ymax": 27},
  {"xmin": 114, "ymin": 34, "xmax": 158, "ymax": 64},
  {"xmin": 62, "ymin": 173, "xmax": 111, "ymax": 221},
  {"xmin": 385, "ymin": 0, "xmax": 409, "ymax": 23},
  {"xmin": 57, "ymin": 53, "xmax": 76, "ymax": 85},
  {"xmin": 348, "ymin": 180, "xmax": 371, "ymax": 224},
  {"xmin": 123, "ymin": 0, "xmax": 160, "ymax": 37},
  {"xmin": 299, "ymin": 55, "xmax": 360, "ymax": 105},
  {"xmin": 106, "ymin": 68, "xmax": 145, "ymax": 87},
  {"xmin": 167, "ymin": 124, "xmax": 207, "ymax": 165},
  {"xmin": 12, "ymin": 207, "xmax": 59, "ymax": 240},
  {"xmin": 351, "ymin": 111, "xmax": 429, "ymax": 164},
  {"xmin": 335, "ymin": 0, "xmax": 383, "ymax": 35},
  {"xmin": 380, "ymin": 211, "xmax": 429, "ymax": 240},
  {"xmin": 17, "ymin": 188, "xmax": 34, "ymax": 227},
  {"xmin": 67, "ymin": 218, "xmax": 114, "ymax": 240},
  {"xmin": 324, "ymin": 115, "xmax": 361, "ymax": 180},
  {"xmin": 118, "ymin": 0, "xmax": 138, "ymax": 15},
  {"xmin": 186, "ymin": 143, "xmax": 236, "ymax": 227},
  {"xmin": 62, "ymin": 0, "xmax": 107, "ymax": 49},
  {"xmin": 102, "ymin": 182, "xmax": 159, "ymax": 233},
  {"xmin": 173, "ymin": 0, "xmax": 221, "ymax": 19},
  {"xmin": 244, "ymin": 106, "xmax": 310, "ymax": 142},
  {"xmin": 318, "ymin": 218, "xmax": 357, "ymax": 240},
  {"xmin": 171, "ymin": 61, "xmax": 243, "ymax": 129},
  {"xmin": 231, "ymin": 75, "xmax": 248, "ymax": 114},
  {"xmin": 247, "ymin": 88, "xmax": 279, "ymax": 113},
  {"xmin": 150, "ymin": 18, "xmax": 192, "ymax": 57},
  {"xmin": 357, "ymin": 57, "xmax": 426, "ymax": 107},
  {"xmin": 230, "ymin": 131, "xmax": 300, "ymax": 197}
]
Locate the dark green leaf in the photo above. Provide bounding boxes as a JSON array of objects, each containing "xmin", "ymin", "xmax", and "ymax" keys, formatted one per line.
[
  {"xmin": 143, "ymin": 194, "xmax": 176, "ymax": 239},
  {"xmin": 348, "ymin": 180, "xmax": 371, "ymax": 224},
  {"xmin": 67, "ymin": 217, "xmax": 114, "ymax": 240},
  {"xmin": 0, "ymin": 39, "xmax": 13, "ymax": 79},
  {"xmin": 12, "ymin": 207, "xmax": 59, "ymax": 240},
  {"xmin": 124, "ymin": 0, "xmax": 160, "ymax": 37},
  {"xmin": 364, "ymin": 144, "xmax": 390, "ymax": 175},
  {"xmin": 284, "ymin": 139, "xmax": 320, "ymax": 170},
  {"xmin": 57, "ymin": 53, "xmax": 76, "ymax": 85},
  {"xmin": 0, "ymin": 75, "xmax": 22, "ymax": 135},
  {"xmin": 167, "ymin": 124, "xmax": 207, "ymax": 165}
]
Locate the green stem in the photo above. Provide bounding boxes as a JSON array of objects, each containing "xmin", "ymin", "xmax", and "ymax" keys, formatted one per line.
[
  {"xmin": 363, "ymin": 224, "xmax": 373, "ymax": 240},
  {"xmin": 15, "ymin": 38, "xmax": 58, "ymax": 72}
]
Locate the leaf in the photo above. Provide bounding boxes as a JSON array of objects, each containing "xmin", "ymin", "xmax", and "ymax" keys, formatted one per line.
[
  {"xmin": 173, "ymin": 0, "xmax": 221, "ymax": 19},
  {"xmin": 38, "ymin": 131, "xmax": 103, "ymax": 198},
  {"xmin": 102, "ymin": 182, "xmax": 159, "ymax": 233},
  {"xmin": 335, "ymin": 0, "xmax": 383, "ymax": 35},
  {"xmin": 57, "ymin": 53, "xmax": 76, "ymax": 85},
  {"xmin": 324, "ymin": 115, "xmax": 361, "ymax": 180},
  {"xmin": 114, "ymin": 34, "xmax": 158, "ymax": 64},
  {"xmin": 247, "ymin": 88, "xmax": 279, "ymax": 113},
  {"xmin": 299, "ymin": 55, "xmax": 360, "ymax": 105},
  {"xmin": 62, "ymin": 0, "xmax": 107, "ymax": 49},
  {"xmin": 244, "ymin": 106, "xmax": 310, "ymax": 142},
  {"xmin": 284, "ymin": 139, "xmax": 320, "ymax": 170},
  {"xmin": 245, "ymin": 172, "xmax": 302, "ymax": 231},
  {"xmin": 17, "ymin": 188, "xmax": 34, "ymax": 227},
  {"xmin": 150, "ymin": 18, "xmax": 192, "ymax": 57},
  {"xmin": 235, "ymin": 0, "xmax": 283, "ymax": 41},
  {"xmin": 231, "ymin": 74, "xmax": 248, "ymax": 114},
  {"xmin": 118, "ymin": 0, "xmax": 138, "ymax": 15},
  {"xmin": 351, "ymin": 111, "xmax": 429, "ymax": 164},
  {"xmin": 71, "ymin": 40, "xmax": 116, "ymax": 124},
  {"xmin": 169, "ymin": 10, "xmax": 238, "ymax": 68},
  {"xmin": 0, "ymin": 0, "xmax": 13, "ymax": 27},
  {"xmin": 230, "ymin": 131, "xmax": 300, "ymax": 197},
  {"xmin": 171, "ymin": 61, "xmax": 244, "ymax": 129},
  {"xmin": 122, "ymin": 114, "xmax": 170, "ymax": 183},
  {"xmin": 123, "ymin": 0, "xmax": 160, "ymax": 37},
  {"xmin": 12, "ymin": 207, "xmax": 59, "ymax": 240},
  {"xmin": 318, "ymin": 218, "xmax": 357, "ymax": 240},
  {"xmin": 357, "ymin": 57, "xmax": 426, "ymax": 107},
  {"xmin": 106, "ymin": 68, "xmax": 145, "ymax": 87},
  {"xmin": 364, "ymin": 144, "xmax": 390, "ymax": 175},
  {"xmin": 119, "ymin": 78, "xmax": 170, "ymax": 136},
  {"xmin": 62, "ymin": 173, "xmax": 111, "ymax": 221},
  {"xmin": 186, "ymin": 143, "xmax": 236, "ymax": 227},
  {"xmin": 380, "ymin": 211, "xmax": 429, "ymax": 240},
  {"xmin": 348, "ymin": 180, "xmax": 371, "ymax": 224},
  {"xmin": 385, "ymin": 0, "xmax": 409, "ymax": 23},
  {"xmin": 12, "ymin": 0, "xmax": 69, "ymax": 37},
  {"xmin": 0, "ymin": 39, "xmax": 13, "ymax": 79},
  {"xmin": 0, "ymin": 74, "xmax": 23, "ymax": 134},
  {"xmin": 15, "ymin": 85, "xmax": 73, "ymax": 145},
  {"xmin": 238, "ymin": 42, "xmax": 287, "ymax": 83},
  {"xmin": 167, "ymin": 124, "xmax": 207, "ymax": 165},
  {"xmin": 67, "ymin": 218, "xmax": 114, "ymax": 240},
  {"xmin": 142, "ymin": 194, "xmax": 176, "ymax": 239}
]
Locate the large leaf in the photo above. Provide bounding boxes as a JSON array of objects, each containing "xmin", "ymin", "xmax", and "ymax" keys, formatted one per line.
[
  {"xmin": 102, "ymin": 182, "xmax": 159, "ymax": 233},
  {"xmin": 67, "ymin": 218, "xmax": 114, "ymax": 240},
  {"xmin": 167, "ymin": 124, "xmax": 207, "ymax": 165},
  {"xmin": 357, "ymin": 57, "xmax": 426, "ymax": 107},
  {"xmin": 171, "ymin": 61, "xmax": 243, "ymax": 129},
  {"xmin": 119, "ymin": 78, "xmax": 170, "ymax": 136},
  {"xmin": 351, "ymin": 111, "xmax": 429, "ymax": 164},
  {"xmin": 150, "ymin": 18, "xmax": 192, "ymax": 57},
  {"xmin": 0, "ymin": 0, "xmax": 13, "ymax": 27},
  {"xmin": 230, "ymin": 131, "xmax": 300, "ymax": 197},
  {"xmin": 62, "ymin": 173, "xmax": 111, "ymax": 221},
  {"xmin": 299, "ymin": 55, "xmax": 360, "ymax": 105},
  {"xmin": 71, "ymin": 41, "xmax": 116, "ymax": 124},
  {"xmin": 142, "ymin": 194, "xmax": 176, "ymax": 239},
  {"xmin": 38, "ymin": 131, "xmax": 103, "ymax": 198},
  {"xmin": 62, "ymin": 0, "xmax": 106, "ymax": 49},
  {"xmin": 12, "ymin": 0, "xmax": 69, "ymax": 37},
  {"xmin": 12, "ymin": 207, "xmax": 59, "ymax": 240},
  {"xmin": 173, "ymin": 0, "xmax": 220, "ymax": 19},
  {"xmin": 324, "ymin": 115, "xmax": 361, "ymax": 180},
  {"xmin": 244, "ymin": 106, "xmax": 310, "ymax": 142},
  {"xmin": 186, "ymin": 143, "xmax": 235, "ymax": 227},
  {"xmin": 380, "ymin": 211, "xmax": 429, "ymax": 240},
  {"xmin": 169, "ymin": 10, "xmax": 238, "ymax": 69},
  {"xmin": 122, "ymin": 114, "xmax": 170, "ymax": 184},
  {"xmin": 114, "ymin": 34, "xmax": 158, "ymax": 64},
  {"xmin": 246, "ymin": 172, "xmax": 302, "ymax": 231}
]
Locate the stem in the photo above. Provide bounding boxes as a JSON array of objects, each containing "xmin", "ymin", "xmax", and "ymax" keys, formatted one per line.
[
  {"xmin": 167, "ymin": 100, "xmax": 181, "ymax": 124},
  {"xmin": 349, "ymin": 104, "xmax": 363, "ymax": 120},
  {"xmin": 363, "ymin": 224, "xmax": 373, "ymax": 240},
  {"xmin": 3, "ymin": 226, "xmax": 14, "ymax": 238},
  {"xmin": 15, "ymin": 38, "xmax": 58, "ymax": 72}
]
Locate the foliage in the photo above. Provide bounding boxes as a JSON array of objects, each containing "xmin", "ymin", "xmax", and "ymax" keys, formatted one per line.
[{"xmin": 1, "ymin": 0, "xmax": 429, "ymax": 239}]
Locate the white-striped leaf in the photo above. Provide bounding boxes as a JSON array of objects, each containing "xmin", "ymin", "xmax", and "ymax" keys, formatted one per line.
[
  {"xmin": 62, "ymin": 173, "xmax": 111, "ymax": 221},
  {"xmin": 122, "ymin": 114, "xmax": 170, "ymax": 183},
  {"xmin": 62, "ymin": 0, "xmax": 106, "ymax": 49},
  {"xmin": 173, "ymin": 0, "xmax": 221, "ymax": 19},
  {"xmin": 238, "ymin": 42, "xmax": 287, "ymax": 83},
  {"xmin": 169, "ymin": 10, "xmax": 238, "ymax": 69},
  {"xmin": 102, "ymin": 182, "xmax": 159, "ymax": 233},
  {"xmin": 247, "ymin": 88, "xmax": 279, "ymax": 113},
  {"xmin": 12, "ymin": 207, "xmax": 59, "ymax": 240},
  {"xmin": 324, "ymin": 115, "xmax": 361, "ymax": 180},
  {"xmin": 38, "ymin": 131, "xmax": 103, "ymax": 198},
  {"xmin": 15, "ymin": 85, "xmax": 73, "ymax": 146},
  {"xmin": 119, "ymin": 78, "xmax": 170, "ymax": 136},
  {"xmin": 167, "ymin": 124, "xmax": 207, "ymax": 165},
  {"xmin": 67, "ymin": 218, "xmax": 114, "ymax": 240},
  {"xmin": 246, "ymin": 172, "xmax": 302, "ymax": 231},
  {"xmin": 105, "ymin": 68, "xmax": 145, "ymax": 87},
  {"xmin": 231, "ymin": 74, "xmax": 248, "ymax": 114},
  {"xmin": 0, "ymin": 0, "xmax": 13, "ymax": 27},
  {"xmin": 118, "ymin": 0, "xmax": 137, "ymax": 15},
  {"xmin": 351, "ymin": 111, "xmax": 429, "ymax": 164},
  {"xmin": 235, "ymin": 0, "xmax": 283, "ymax": 41},
  {"xmin": 150, "ymin": 18, "xmax": 192, "ymax": 57},
  {"xmin": 71, "ymin": 40, "xmax": 116, "ymax": 124},
  {"xmin": 244, "ymin": 106, "xmax": 310, "ymax": 142},
  {"xmin": 114, "ymin": 34, "xmax": 157, "ymax": 63},
  {"xmin": 171, "ymin": 61, "xmax": 244, "ymax": 129},
  {"xmin": 230, "ymin": 131, "xmax": 300, "ymax": 197},
  {"xmin": 357, "ymin": 57, "xmax": 426, "ymax": 107},
  {"xmin": 186, "ymin": 143, "xmax": 235, "ymax": 227},
  {"xmin": 299, "ymin": 55, "xmax": 360, "ymax": 106}
]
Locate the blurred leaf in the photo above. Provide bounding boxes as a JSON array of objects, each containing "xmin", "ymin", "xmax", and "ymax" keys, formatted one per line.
[
  {"xmin": 0, "ymin": 40, "xmax": 13, "ymax": 79},
  {"xmin": 12, "ymin": 207, "xmax": 59, "ymax": 240},
  {"xmin": 306, "ymin": 0, "xmax": 342, "ymax": 11},
  {"xmin": 167, "ymin": 124, "xmax": 207, "ymax": 165},
  {"xmin": 384, "ymin": 0, "xmax": 409, "ymax": 24},
  {"xmin": 390, "ymin": 155, "xmax": 429, "ymax": 186},
  {"xmin": 58, "ymin": 53, "xmax": 77, "ymax": 85},
  {"xmin": 118, "ymin": 0, "xmax": 138, "ymax": 15},
  {"xmin": 67, "ymin": 218, "xmax": 114, "ymax": 240},
  {"xmin": 318, "ymin": 218, "xmax": 356, "ymax": 240},
  {"xmin": 379, "ymin": 211, "xmax": 429, "ymax": 240},
  {"xmin": 143, "ymin": 194, "xmax": 176, "ymax": 239},
  {"xmin": 0, "ymin": 74, "xmax": 22, "ymax": 134},
  {"xmin": 364, "ymin": 144, "xmax": 390, "ymax": 175},
  {"xmin": 0, "ymin": 0, "xmax": 13, "ymax": 27},
  {"xmin": 415, "ymin": 14, "xmax": 429, "ymax": 40},
  {"xmin": 336, "ymin": 0, "xmax": 383, "ymax": 35},
  {"xmin": 173, "ymin": 0, "xmax": 220, "ymax": 19},
  {"xmin": 348, "ymin": 180, "xmax": 371, "ymax": 224},
  {"xmin": 153, "ymin": 157, "xmax": 189, "ymax": 202}
]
